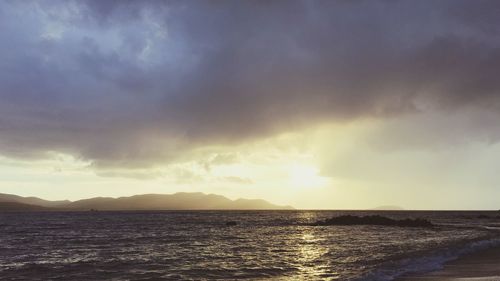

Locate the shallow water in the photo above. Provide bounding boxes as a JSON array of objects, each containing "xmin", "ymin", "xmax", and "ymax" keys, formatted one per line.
[{"xmin": 1, "ymin": 211, "xmax": 499, "ymax": 280}]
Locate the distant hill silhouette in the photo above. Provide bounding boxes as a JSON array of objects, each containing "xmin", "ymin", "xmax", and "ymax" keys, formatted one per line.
[
  {"xmin": 0, "ymin": 202, "xmax": 54, "ymax": 212},
  {"xmin": 370, "ymin": 205, "xmax": 405, "ymax": 211},
  {"xmin": 0, "ymin": 193, "xmax": 70, "ymax": 207},
  {"xmin": 0, "ymin": 192, "xmax": 293, "ymax": 211}
]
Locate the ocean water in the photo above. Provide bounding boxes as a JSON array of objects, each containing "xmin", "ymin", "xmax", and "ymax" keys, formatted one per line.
[{"xmin": 1, "ymin": 211, "xmax": 500, "ymax": 281}]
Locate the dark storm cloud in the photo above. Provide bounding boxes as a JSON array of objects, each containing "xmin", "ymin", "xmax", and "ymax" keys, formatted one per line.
[{"xmin": 1, "ymin": 0, "xmax": 500, "ymax": 167}]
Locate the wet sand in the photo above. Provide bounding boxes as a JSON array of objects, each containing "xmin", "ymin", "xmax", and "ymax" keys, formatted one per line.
[{"xmin": 397, "ymin": 246, "xmax": 500, "ymax": 281}]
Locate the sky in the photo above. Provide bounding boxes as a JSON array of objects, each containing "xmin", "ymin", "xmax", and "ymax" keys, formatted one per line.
[{"xmin": 1, "ymin": 0, "xmax": 500, "ymax": 209}]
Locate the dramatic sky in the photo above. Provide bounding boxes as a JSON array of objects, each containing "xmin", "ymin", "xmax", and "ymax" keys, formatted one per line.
[{"xmin": 1, "ymin": 0, "xmax": 500, "ymax": 209}]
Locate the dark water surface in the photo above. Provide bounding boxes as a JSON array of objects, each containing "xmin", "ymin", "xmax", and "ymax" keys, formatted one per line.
[{"xmin": 1, "ymin": 211, "xmax": 500, "ymax": 280}]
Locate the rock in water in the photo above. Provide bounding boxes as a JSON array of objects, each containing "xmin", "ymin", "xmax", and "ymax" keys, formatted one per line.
[{"xmin": 312, "ymin": 215, "xmax": 433, "ymax": 227}]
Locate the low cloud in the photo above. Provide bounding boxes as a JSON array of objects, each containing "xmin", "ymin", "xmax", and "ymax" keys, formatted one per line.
[{"xmin": 1, "ymin": 1, "xmax": 500, "ymax": 169}]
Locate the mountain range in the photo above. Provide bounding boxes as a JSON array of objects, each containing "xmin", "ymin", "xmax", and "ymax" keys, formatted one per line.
[
  {"xmin": 0, "ymin": 192, "xmax": 293, "ymax": 211},
  {"xmin": 370, "ymin": 205, "xmax": 405, "ymax": 211}
]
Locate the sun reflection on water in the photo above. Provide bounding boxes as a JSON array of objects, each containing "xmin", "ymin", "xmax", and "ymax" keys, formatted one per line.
[{"xmin": 294, "ymin": 212, "xmax": 340, "ymax": 280}]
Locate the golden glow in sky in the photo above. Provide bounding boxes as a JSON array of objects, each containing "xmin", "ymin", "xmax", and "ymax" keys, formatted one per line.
[
  {"xmin": 2, "ymin": 119, "xmax": 500, "ymax": 210},
  {"xmin": 2, "ymin": 1, "xmax": 500, "ymax": 210},
  {"xmin": 287, "ymin": 163, "xmax": 328, "ymax": 189}
]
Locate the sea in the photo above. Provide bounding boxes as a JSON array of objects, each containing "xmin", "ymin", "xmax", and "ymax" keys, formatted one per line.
[{"xmin": 1, "ymin": 210, "xmax": 500, "ymax": 281}]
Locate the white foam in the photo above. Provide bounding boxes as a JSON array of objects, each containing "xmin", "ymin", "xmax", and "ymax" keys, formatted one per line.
[{"xmin": 359, "ymin": 238, "xmax": 500, "ymax": 281}]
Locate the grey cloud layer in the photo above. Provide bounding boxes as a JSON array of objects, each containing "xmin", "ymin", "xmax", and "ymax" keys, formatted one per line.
[{"xmin": 1, "ymin": 0, "xmax": 500, "ymax": 167}]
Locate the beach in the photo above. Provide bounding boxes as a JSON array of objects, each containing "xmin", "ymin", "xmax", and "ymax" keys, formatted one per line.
[{"xmin": 398, "ymin": 245, "xmax": 500, "ymax": 281}]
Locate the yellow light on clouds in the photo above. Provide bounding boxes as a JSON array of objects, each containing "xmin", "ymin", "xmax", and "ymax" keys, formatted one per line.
[{"xmin": 288, "ymin": 163, "xmax": 328, "ymax": 188}]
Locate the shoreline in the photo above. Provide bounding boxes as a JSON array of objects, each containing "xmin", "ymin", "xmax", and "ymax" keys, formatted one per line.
[{"xmin": 397, "ymin": 245, "xmax": 500, "ymax": 281}]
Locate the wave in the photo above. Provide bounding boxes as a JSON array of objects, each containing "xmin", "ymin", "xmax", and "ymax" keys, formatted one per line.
[{"xmin": 359, "ymin": 236, "xmax": 500, "ymax": 281}]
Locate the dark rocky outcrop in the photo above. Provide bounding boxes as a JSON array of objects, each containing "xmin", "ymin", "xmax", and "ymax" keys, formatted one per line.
[{"xmin": 312, "ymin": 215, "xmax": 433, "ymax": 228}]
